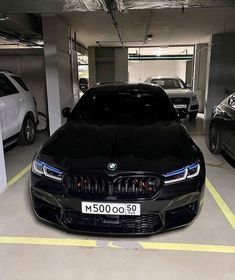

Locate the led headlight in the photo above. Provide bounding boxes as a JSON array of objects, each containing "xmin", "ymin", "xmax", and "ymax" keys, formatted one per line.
[
  {"xmin": 32, "ymin": 159, "xmax": 63, "ymax": 182},
  {"xmin": 187, "ymin": 162, "xmax": 200, "ymax": 178},
  {"xmin": 163, "ymin": 162, "xmax": 200, "ymax": 185}
]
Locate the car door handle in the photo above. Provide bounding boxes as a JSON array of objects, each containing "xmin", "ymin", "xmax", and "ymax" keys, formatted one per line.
[{"xmin": 19, "ymin": 97, "xmax": 24, "ymax": 102}]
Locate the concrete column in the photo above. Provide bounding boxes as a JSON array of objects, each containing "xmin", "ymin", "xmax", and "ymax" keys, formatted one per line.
[
  {"xmin": 194, "ymin": 43, "xmax": 208, "ymax": 113},
  {"xmin": 88, "ymin": 47, "xmax": 96, "ymax": 87},
  {"xmin": 88, "ymin": 47, "xmax": 128, "ymax": 86},
  {"xmin": 0, "ymin": 123, "xmax": 7, "ymax": 193},
  {"xmin": 114, "ymin": 48, "xmax": 128, "ymax": 82},
  {"xmin": 42, "ymin": 15, "xmax": 74, "ymax": 135},
  {"xmin": 205, "ymin": 32, "xmax": 235, "ymax": 119}
]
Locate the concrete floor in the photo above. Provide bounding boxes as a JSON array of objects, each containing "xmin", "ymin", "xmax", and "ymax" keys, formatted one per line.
[{"xmin": 1, "ymin": 115, "xmax": 235, "ymax": 280}]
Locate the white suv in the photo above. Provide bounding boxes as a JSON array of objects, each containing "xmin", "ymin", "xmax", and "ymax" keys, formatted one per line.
[
  {"xmin": 0, "ymin": 70, "xmax": 37, "ymax": 147},
  {"xmin": 145, "ymin": 76, "xmax": 199, "ymax": 119}
]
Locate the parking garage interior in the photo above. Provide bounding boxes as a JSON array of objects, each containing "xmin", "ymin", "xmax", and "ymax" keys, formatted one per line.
[{"xmin": 0, "ymin": 1, "xmax": 235, "ymax": 279}]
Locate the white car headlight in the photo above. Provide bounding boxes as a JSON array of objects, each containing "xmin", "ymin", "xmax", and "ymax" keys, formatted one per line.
[
  {"xmin": 32, "ymin": 159, "xmax": 64, "ymax": 182},
  {"xmin": 163, "ymin": 163, "xmax": 200, "ymax": 185}
]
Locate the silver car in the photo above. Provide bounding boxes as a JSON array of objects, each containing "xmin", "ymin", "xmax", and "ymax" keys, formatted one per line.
[{"xmin": 145, "ymin": 76, "xmax": 199, "ymax": 119}]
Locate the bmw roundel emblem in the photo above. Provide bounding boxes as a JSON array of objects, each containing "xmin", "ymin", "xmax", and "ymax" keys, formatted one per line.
[{"xmin": 107, "ymin": 162, "xmax": 117, "ymax": 171}]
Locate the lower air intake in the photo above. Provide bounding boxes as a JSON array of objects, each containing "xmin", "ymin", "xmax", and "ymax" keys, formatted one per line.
[{"xmin": 63, "ymin": 211, "xmax": 163, "ymax": 234}]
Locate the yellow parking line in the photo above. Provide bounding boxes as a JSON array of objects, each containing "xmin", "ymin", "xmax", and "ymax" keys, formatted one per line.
[
  {"xmin": 139, "ymin": 242, "xmax": 235, "ymax": 254},
  {"xmin": 7, "ymin": 163, "xmax": 31, "ymax": 188},
  {"xmin": 0, "ymin": 236, "xmax": 235, "ymax": 254},
  {"xmin": 206, "ymin": 177, "xmax": 235, "ymax": 230},
  {"xmin": 0, "ymin": 236, "xmax": 97, "ymax": 248}
]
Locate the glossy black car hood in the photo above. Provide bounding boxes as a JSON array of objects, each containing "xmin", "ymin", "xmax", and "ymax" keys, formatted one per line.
[{"xmin": 40, "ymin": 120, "xmax": 195, "ymax": 173}]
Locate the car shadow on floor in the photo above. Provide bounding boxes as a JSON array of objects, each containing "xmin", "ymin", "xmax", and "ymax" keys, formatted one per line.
[{"xmin": 221, "ymin": 150, "xmax": 235, "ymax": 168}]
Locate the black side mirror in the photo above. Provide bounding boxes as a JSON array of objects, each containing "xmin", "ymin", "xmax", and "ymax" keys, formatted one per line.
[
  {"xmin": 62, "ymin": 107, "xmax": 71, "ymax": 119},
  {"xmin": 177, "ymin": 109, "xmax": 187, "ymax": 119},
  {"xmin": 224, "ymin": 88, "xmax": 232, "ymax": 95},
  {"xmin": 186, "ymin": 84, "xmax": 192, "ymax": 89}
]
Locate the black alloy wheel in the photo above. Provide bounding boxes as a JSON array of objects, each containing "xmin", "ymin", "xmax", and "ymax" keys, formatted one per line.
[
  {"xmin": 19, "ymin": 116, "xmax": 36, "ymax": 145},
  {"xmin": 209, "ymin": 123, "xmax": 221, "ymax": 154}
]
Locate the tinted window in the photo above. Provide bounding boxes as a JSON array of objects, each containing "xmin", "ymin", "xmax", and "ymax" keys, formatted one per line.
[
  {"xmin": 11, "ymin": 76, "xmax": 29, "ymax": 91},
  {"xmin": 71, "ymin": 90, "xmax": 177, "ymax": 125},
  {"xmin": 151, "ymin": 78, "xmax": 186, "ymax": 89},
  {"xmin": 0, "ymin": 74, "xmax": 18, "ymax": 97}
]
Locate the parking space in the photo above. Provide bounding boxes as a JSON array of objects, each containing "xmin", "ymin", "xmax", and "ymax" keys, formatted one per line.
[
  {"xmin": 0, "ymin": 144, "xmax": 235, "ymax": 280},
  {"xmin": 0, "ymin": 120, "xmax": 235, "ymax": 279},
  {"xmin": 1, "ymin": 2, "xmax": 235, "ymax": 280}
]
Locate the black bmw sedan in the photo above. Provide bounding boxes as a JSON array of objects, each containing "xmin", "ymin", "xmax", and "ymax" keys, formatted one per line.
[
  {"xmin": 209, "ymin": 92, "xmax": 235, "ymax": 160},
  {"xmin": 31, "ymin": 83, "xmax": 205, "ymax": 235}
]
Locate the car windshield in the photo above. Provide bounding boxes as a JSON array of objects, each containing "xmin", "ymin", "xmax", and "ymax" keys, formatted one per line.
[
  {"xmin": 70, "ymin": 90, "xmax": 177, "ymax": 125},
  {"xmin": 151, "ymin": 78, "xmax": 186, "ymax": 89}
]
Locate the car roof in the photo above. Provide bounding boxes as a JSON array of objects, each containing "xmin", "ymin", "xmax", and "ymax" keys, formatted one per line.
[
  {"xmin": 150, "ymin": 76, "xmax": 180, "ymax": 80},
  {"xmin": 91, "ymin": 82, "xmax": 162, "ymax": 92}
]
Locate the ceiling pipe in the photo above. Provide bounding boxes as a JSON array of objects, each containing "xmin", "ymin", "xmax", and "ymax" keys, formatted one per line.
[
  {"xmin": 99, "ymin": 0, "xmax": 126, "ymax": 49},
  {"xmin": 0, "ymin": 43, "xmax": 20, "ymax": 46},
  {"xmin": 96, "ymin": 40, "xmax": 144, "ymax": 45},
  {"xmin": 143, "ymin": 10, "xmax": 153, "ymax": 45}
]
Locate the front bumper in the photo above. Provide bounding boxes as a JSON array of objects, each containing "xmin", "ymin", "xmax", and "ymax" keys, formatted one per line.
[
  {"xmin": 171, "ymin": 98, "xmax": 199, "ymax": 114},
  {"xmin": 30, "ymin": 175, "xmax": 205, "ymax": 235},
  {"xmin": 189, "ymin": 104, "xmax": 199, "ymax": 112},
  {"xmin": 174, "ymin": 105, "xmax": 199, "ymax": 115}
]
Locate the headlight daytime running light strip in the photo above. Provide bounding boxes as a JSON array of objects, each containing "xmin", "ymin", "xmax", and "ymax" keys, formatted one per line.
[
  {"xmin": 163, "ymin": 163, "xmax": 200, "ymax": 185},
  {"xmin": 32, "ymin": 159, "xmax": 63, "ymax": 182}
]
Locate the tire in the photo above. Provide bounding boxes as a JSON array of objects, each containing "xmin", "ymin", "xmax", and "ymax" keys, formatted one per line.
[
  {"xmin": 36, "ymin": 112, "xmax": 48, "ymax": 133},
  {"xmin": 209, "ymin": 123, "xmax": 221, "ymax": 154},
  {"xmin": 188, "ymin": 112, "xmax": 198, "ymax": 119},
  {"xmin": 19, "ymin": 116, "xmax": 36, "ymax": 145}
]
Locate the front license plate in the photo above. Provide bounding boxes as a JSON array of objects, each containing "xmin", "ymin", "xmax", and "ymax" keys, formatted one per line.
[
  {"xmin": 174, "ymin": 104, "xmax": 187, "ymax": 109},
  {"xmin": 82, "ymin": 202, "xmax": 141, "ymax": 216}
]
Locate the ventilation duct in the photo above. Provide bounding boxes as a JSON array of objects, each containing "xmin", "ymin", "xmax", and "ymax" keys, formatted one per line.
[
  {"xmin": 63, "ymin": 0, "xmax": 235, "ymax": 11},
  {"xmin": 0, "ymin": 14, "xmax": 42, "ymax": 47}
]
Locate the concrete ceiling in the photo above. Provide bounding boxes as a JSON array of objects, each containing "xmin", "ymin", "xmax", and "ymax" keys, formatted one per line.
[
  {"xmin": 62, "ymin": 7, "xmax": 235, "ymax": 47},
  {"xmin": 1, "ymin": 0, "xmax": 235, "ymax": 13},
  {"xmin": 1, "ymin": 1, "xmax": 235, "ymax": 49}
]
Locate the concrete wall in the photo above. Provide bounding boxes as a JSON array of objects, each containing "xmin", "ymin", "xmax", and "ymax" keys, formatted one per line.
[
  {"xmin": 185, "ymin": 60, "xmax": 193, "ymax": 85},
  {"xmin": 175, "ymin": 60, "xmax": 187, "ymax": 82},
  {"xmin": 205, "ymin": 32, "xmax": 235, "ymax": 119},
  {"xmin": 88, "ymin": 47, "xmax": 128, "ymax": 86},
  {"xmin": 0, "ymin": 49, "xmax": 47, "ymax": 115},
  {"xmin": 128, "ymin": 60, "xmax": 187, "ymax": 83}
]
